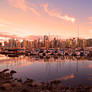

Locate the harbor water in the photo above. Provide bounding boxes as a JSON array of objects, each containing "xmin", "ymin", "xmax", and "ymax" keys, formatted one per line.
[{"xmin": 0, "ymin": 55, "xmax": 92, "ymax": 87}]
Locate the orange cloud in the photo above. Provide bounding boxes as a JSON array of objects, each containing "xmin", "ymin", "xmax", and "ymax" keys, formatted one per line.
[
  {"xmin": 8, "ymin": 0, "xmax": 40, "ymax": 16},
  {"xmin": 8, "ymin": 0, "xmax": 27, "ymax": 11},
  {"xmin": 29, "ymin": 8, "xmax": 41, "ymax": 16},
  {"xmin": 26, "ymin": 35, "xmax": 42, "ymax": 40},
  {"xmin": 0, "ymin": 24, "xmax": 6, "ymax": 27},
  {"xmin": 58, "ymin": 15, "xmax": 76, "ymax": 23},
  {"xmin": 89, "ymin": 17, "xmax": 92, "ymax": 20},
  {"xmin": 0, "ymin": 32, "xmax": 23, "ymax": 39},
  {"xmin": 42, "ymin": 4, "xmax": 61, "ymax": 17},
  {"xmin": 0, "ymin": 18, "xmax": 11, "ymax": 25},
  {"xmin": 42, "ymin": 4, "xmax": 76, "ymax": 23},
  {"xmin": 88, "ymin": 17, "xmax": 92, "ymax": 24}
]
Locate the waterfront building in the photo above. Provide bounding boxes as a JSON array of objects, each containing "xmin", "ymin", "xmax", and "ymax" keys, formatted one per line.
[
  {"xmin": 15, "ymin": 40, "xmax": 21, "ymax": 48},
  {"xmin": 86, "ymin": 39, "xmax": 92, "ymax": 47},
  {"xmin": 0, "ymin": 42, "xmax": 2, "ymax": 50},
  {"xmin": 4, "ymin": 41, "xmax": 8, "ymax": 49},
  {"xmin": 8, "ymin": 39, "xmax": 16, "ymax": 48},
  {"xmin": 53, "ymin": 37, "xmax": 57, "ymax": 48},
  {"xmin": 38, "ymin": 38, "xmax": 41, "ymax": 48}
]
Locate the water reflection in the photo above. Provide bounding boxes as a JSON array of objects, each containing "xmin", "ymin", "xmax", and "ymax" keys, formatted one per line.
[
  {"xmin": 88, "ymin": 64, "xmax": 92, "ymax": 69},
  {"xmin": 57, "ymin": 74, "xmax": 75, "ymax": 81},
  {"xmin": 0, "ymin": 55, "xmax": 92, "ymax": 86}
]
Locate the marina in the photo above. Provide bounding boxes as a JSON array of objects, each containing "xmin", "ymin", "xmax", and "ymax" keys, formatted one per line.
[{"xmin": 0, "ymin": 48, "xmax": 92, "ymax": 59}]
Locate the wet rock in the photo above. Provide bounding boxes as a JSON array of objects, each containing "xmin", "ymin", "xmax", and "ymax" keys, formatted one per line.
[
  {"xmin": 4, "ymin": 73, "xmax": 12, "ymax": 80},
  {"xmin": 10, "ymin": 70, "xmax": 17, "ymax": 75},
  {"xmin": 24, "ymin": 79, "xmax": 34, "ymax": 86},
  {"xmin": 21, "ymin": 88, "xmax": 30, "ymax": 92},
  {"xmin": 31, "ymin": 81, "xmax": 38, "ymax": 87},
  {"xmin": 17, "ymin": 78, "xmax": 22, "ymax": 83},
  {"xmin": 26, "ymin": 79, "xmax": 34, "ymax": 83},
  {"xmin": 90, "ymin": 88, "xmax": 92, "ymax": 92},
  {"xmin": 2, "ymin": 69, "xmax": 9, "ymax": 73},
  {"xmin": 40, "ymin": 91, "xmax": 44, "ymax": 92},
  {"xmin": 66, "ymin": 89, "xmax": 72, "ymax": 92},
  {"xmin": 16, "ymin": 82, "xmax": 22, "ymax": 88},
  {"xmin": 36, "ymin": 82, "xmax": 42, "ymax": 87},
  {"xmin": 1, "ymin": 83, "xmax": 12, "ymax": 90},
  {"xmin": 45, "ymin": 90, "xmax": 50, "ymax": 92},
  {"xmin": 85, "ymin": 86, "xmax": 90, "ymax": 91},
  {"xmin": 0, "ymin": 73, "xmax": 4, "ymax": 79}
]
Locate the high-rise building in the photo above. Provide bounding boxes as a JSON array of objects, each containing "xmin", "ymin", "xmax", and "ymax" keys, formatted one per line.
[{"xmin": 9, "ymin": 39, "xmax": 16, "ymax": 48}]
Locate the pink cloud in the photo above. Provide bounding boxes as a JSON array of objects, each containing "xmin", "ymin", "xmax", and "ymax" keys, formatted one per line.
[
  {"xmin": 88, "ymin": 17, "xmax": 92, "ymax": 24},
  {"xmin": 0, "ymin": 24, "xmax": 6, "ymax": 27},
  {"xmin": 29, "ymin": 7, "xmax": 41, "ymax": 16},
  {"xmin": 8, "ymin": 0, "xmax": 40, "ymax": 16},
  {"xmin": 0, "ymin": 18, "xmax": 11, "ymax": 25},
  {"xmin": 42, "ymin": 4, "xmax": 76, "ymax": 23},
  {"xmin": 26, "ymin": 35, "xmax": 42, "ymax": 40},
  {"xmin": 8, "ymin": 0, "xmax": 27, "ymax": 11},
  {"xmin": 89, "ymin": 17, "xmax": 92, "ymax": 20},
  {"xmin": 0, "ymin": 32, "xmax": 23, "ymax": 39},
  {"xmin": 42, "ymin": 4, "xmax": 61, "ymax": 17},
  {"xmin": 0, "ymin": 31, "xmax": 43, "ymax": 40}
]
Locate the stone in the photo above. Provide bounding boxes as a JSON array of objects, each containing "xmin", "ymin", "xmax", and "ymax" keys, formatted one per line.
[
  {"xmin": 21, "ymin": 88, "xmax": 30, "ymax": 92},
  {"xmin": 66, "ymin": 89, "xmax": 71, "ymax": 92},
  {"xmin": 90, "ymin": 88, "xmax": 92, "ymax": 92},
  {"xmin": 45, "ymin": 90, "xmax": 50, "ymax": 92},
  {"xmin": 16, "ymin": 82, "xmax": 22, "ymax": 88},
  {"xmin": 2, "ymin": 69, "xmax": 9, "ymax": 73},
  {"xmin": 1, "ymin": 83, "xmax": 12, "ymax": 90},
  {"xmin": 10, "ymin": 70, "xmax": 17, "ymax": 75}
]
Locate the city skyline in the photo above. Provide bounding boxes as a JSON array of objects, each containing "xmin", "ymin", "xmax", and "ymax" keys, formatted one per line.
[{"xmin": 0, "ymin": 0, "xmax": 92, "ymax": 40}]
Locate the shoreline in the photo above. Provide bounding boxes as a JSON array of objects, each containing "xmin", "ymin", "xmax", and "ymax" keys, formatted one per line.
[{"xmin": 0, "ymin": 69, "xmax": 92, "ymax": 92}]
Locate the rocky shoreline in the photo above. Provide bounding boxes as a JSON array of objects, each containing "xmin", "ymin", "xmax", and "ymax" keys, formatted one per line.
[{"xmin": 0, "ymin": 69, "xmax": 92, "ymax": 92}]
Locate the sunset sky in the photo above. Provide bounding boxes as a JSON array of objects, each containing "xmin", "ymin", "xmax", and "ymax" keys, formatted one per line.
[{"xmin": 0, "ymin": 0, "xmax": 92, "ymax": 40}]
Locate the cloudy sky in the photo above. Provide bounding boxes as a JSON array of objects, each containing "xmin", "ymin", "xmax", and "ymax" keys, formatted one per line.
[{"xmin": 0, "ymin": 0, "xmax": 92, "ymax": 39}]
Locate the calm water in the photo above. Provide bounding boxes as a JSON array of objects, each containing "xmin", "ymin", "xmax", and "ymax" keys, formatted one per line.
[{"xmin": 0, "ymin": 54, "xmax": 92, "ymax": 86}]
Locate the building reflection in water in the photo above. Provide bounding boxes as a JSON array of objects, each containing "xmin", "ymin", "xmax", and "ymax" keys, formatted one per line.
[{"xmin": 0, "ymin": 55, "xmax": 92, "ymax": 86}]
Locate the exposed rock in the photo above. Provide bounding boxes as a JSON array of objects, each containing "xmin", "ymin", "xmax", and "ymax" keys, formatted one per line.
[
  {"xmin": 1, "ymin": 69, "xmax": 92, "ymax": 92},
  {"xmin": 16, "ymin": 82, "xmax": 22, "ymax": 88},
  {"xmin": 4, "ymin": 73, "xmax": 12, "ymax": 80},
  {"xmin": 66, "ymin": 89, "xmax": 72, "ymax": 92},
  {"xmin": 90, "ymin": 88, "xmax": 92, "ymax": 92},
  {"xmin": 2, "ymin": 69, "xmax": 9, "ymax": 73},
  {"xmin": 10, "ymin": 70, "xmax": 17, "ymax": 75},
  {"xmin": 21, "ymin": 88, "xmax": 30, "ymax": 92},
  {"xmin": 45, "ymin": 90, "xmax": 50, "ymax": 92},
  {"xmin": 1, "ymin": 83, "xmax": 12, "ymax": 90}
]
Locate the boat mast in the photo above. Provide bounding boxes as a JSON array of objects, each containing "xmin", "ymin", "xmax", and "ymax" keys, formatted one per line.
[{"xmin": 77, "ymin": 23, "xmax": 79, "ymax": 47}]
